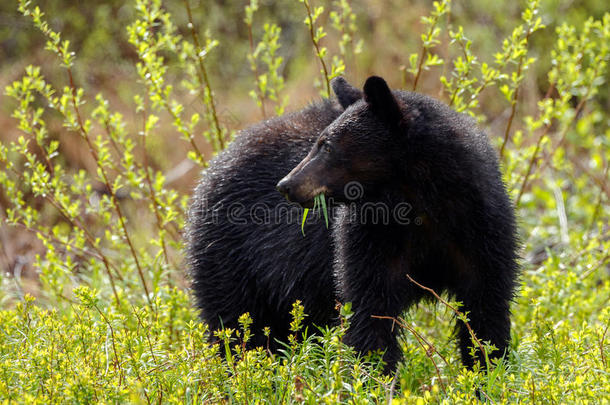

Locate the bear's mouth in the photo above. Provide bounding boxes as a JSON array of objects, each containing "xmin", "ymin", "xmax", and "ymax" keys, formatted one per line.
[
  {"xmin": 299, "ymin": 199, "xmax": 315, "ymax": 209},
  {"xmin": 300, "ymin": 192, "xmax": 331, "ymax": 234},
  {"xmin": 299, "ymin": 186, "xmax": 330, "ymax": 208}
]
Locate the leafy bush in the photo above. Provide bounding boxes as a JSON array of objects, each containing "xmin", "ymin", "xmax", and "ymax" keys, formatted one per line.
[{"xmin": 0, "ymin": 0, "xmax": 608, "ymax": 403}]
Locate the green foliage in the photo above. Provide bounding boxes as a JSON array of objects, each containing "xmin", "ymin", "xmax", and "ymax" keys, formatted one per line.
[
  {"xmin": 0, "ymin": 291, "xmax": 388, "ymax": 403},
  {"xmin": 406, "ymin": 0, "xmax": 451, "ymax": 91},
  {"xmin": 300, "ymin": 193, "xmax": 329, "ymax": 236},
  {"xmin": 1, "ymin": 0, "xmax": 609, "ymax": 403},
  {"xmin": 329, "ymin": 0, "xmax": 363, "ymax": 63},
  {"xmin": 299, "ymin": 0, "xmax": 347, "ymax": 97},
  {"xmin": 440, "ymin": 0, "xmax": 545, "ymax": 124},
  {"xmin": 245, "ymin": 0, "xmax": 288, "ymax": 118}
]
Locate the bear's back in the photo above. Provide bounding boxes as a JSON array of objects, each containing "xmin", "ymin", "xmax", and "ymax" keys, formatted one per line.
[{"xmin": 187, "ymin": 100, "xmax": 343, "ymax": 340}]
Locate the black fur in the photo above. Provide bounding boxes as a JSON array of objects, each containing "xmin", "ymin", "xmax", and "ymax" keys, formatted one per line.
[
  {"xmin": 187, "ymin": 100, "xmax": 343, "ymax": 350},
  {"xmin": 188, "ymin": 75, "xmax": 519, "ymax": 372}
]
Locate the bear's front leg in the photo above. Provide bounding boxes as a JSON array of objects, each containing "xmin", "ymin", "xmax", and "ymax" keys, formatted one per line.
[
  {"xmin": 342, "ymin": 301, "xmax": 404, "ymax": 372},
  {"xmin": 334, "ymin": 221, "xmax": 412, "ymax": 373}
]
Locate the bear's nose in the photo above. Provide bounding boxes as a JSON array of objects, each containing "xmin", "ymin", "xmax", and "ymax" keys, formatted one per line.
[{"xmin": 276, "ymin": 178, "xmax": 291, "ymax": 197}]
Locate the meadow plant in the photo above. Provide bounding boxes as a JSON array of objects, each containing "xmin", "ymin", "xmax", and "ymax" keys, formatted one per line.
[
  {"xmin": 245, "ymin": 0, "xmax": 288, "ymax": 117},
  {"xmin": 405, "ymin": 0, "xmax": 451, "ymax": 91},
  {"xmin": 299, "ymin": 0, "xmax": 346, "ymax": 97}
]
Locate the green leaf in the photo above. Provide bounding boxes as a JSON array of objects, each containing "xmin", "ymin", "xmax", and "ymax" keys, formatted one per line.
[
  {"xmin": 301, "ymin": 208, "xmax": 310, "ymax": 236},
  {"xmin": 319, "ymin": 193, "xmax": 329, "ymax": 228}
]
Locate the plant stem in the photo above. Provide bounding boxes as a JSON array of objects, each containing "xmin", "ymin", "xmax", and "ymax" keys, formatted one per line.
[
  {"xmin": 412, "ymin": 47, "xmax": 427, "ymax": 92},
  {"xmin": 246, "ymin": 17, "xmax": 267, "ymax": 118},
  {"xmin": 66, "ymin": 67, "xmax": 152, "ymax": 308},
  {"xmin": 302, "ymin": 0, "xmax": 331, "ymax": 98},
  {"xmin": 183, "ymin": 0, "xmax": 225, "ymax": 150},
  {"xmin": 500, "ymin": 30, "xmax": 533, "ymax": 159},
  {"xmin": 406, "ymin": 274, "xmax": 489, "ymax": 366}
]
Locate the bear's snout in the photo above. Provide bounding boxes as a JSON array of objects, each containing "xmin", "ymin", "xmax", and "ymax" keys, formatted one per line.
[
  {"xmin": 276, "ymin": 175, "xmax": 317, "ymax": 207},
  {"xmin": 276, "ymin": 178, "xmax": 292, "ymax": 199}
]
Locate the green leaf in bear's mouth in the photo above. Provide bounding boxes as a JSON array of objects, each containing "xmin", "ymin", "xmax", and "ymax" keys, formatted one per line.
[
  {"xmin": 319, "ymin": 193, "xmax": 329, "ymax": 228},
  {"xmin": 301, "ymin": 193, "xmax": 329, "ymax": 236}
]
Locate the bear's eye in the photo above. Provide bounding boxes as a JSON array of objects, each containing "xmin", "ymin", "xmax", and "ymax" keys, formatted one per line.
[{"xmin": 323, "ymin": 142, "xmax": 332, "ymax": 153}]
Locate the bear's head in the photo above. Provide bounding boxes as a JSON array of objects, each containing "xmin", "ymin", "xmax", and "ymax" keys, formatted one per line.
[{"xmin": 276, "ymin": 75, "xmax": 405, "ymax": 207}]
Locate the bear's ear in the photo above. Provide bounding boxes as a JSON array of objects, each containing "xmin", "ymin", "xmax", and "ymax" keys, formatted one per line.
[
  {"xmin": 331, "ymin": 76, "xmax": 362, "ymax": 109},
  {"xmin": 363, "ymin": 76, "xmax": 402, "ymax": 125}
]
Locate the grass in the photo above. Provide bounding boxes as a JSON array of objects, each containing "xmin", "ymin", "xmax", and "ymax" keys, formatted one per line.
[{"xmin": 301, "ymin": 194, "xmax": 329, "ymax": 236}]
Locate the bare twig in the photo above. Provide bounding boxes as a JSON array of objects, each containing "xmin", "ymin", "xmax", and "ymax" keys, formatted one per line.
[
  {"xmin": 372, "ymin": 314, "xmax": 447, "ymax": 395},
  {"xmin": 66, "ymin": 66, "xmax": 152, "ymax": 308},
  {"xmin": 406, "ymin": 274, "xmax": 489, "ymax": 367},
  {"xmin": 387, "ymin": 374, "xmax": 398, "ymax": 405}
]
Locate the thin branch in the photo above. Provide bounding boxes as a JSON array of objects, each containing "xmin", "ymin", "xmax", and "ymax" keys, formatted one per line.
[
  {"xmin": 372, "ymin": 315, "xmax": 447, "ymax": 394},
  {"xmin": 183, "ymin": 0, "xmax": 225, "ymax": 150},
  {"xmin": 139, "ymin": 107, "xmax": 171, "ymax": 269},
  {"xmin": 500, "ymin": 29, "xmax": 533, "ymax": 158},
  {"xmin": 66, "ymin": 67, "xmax": 153, "ymax": 308},
  {"xmin": 405, "ymin": 274, "xmax": 489, "ymax": 366},
  {"xmin": 517, "ymin": 57, "xmax": 602, "ymax": 206},
  {"xmin": 302, "ymin": 0, "xmax": 331, "ymax": 97},
  {"xmin": 412, "ymin": 45, "xmax": 428, "ymax": 92},
  {"xmin": 600, "ymin": 320, "xmax": 609, "ymax": 368},
  {"xmin": 515, "ymin": 109, "xmax": 552, "ymax": 207},
  {"xmin": 245, "ymin": 12, "xmax": 267, "ymax": 119},
  {"xmin": 3, "ymin": 164, "xmax": 124, "ymax": 305}
]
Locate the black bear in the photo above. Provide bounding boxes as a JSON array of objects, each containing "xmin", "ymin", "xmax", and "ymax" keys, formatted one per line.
[
  {"xmin": 188, "ymin": 75, "xmax": 518, "ymax": 372},
  {"xmin": 276, "ymin": 76, "xmax": 519, "ymax": 370}
]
